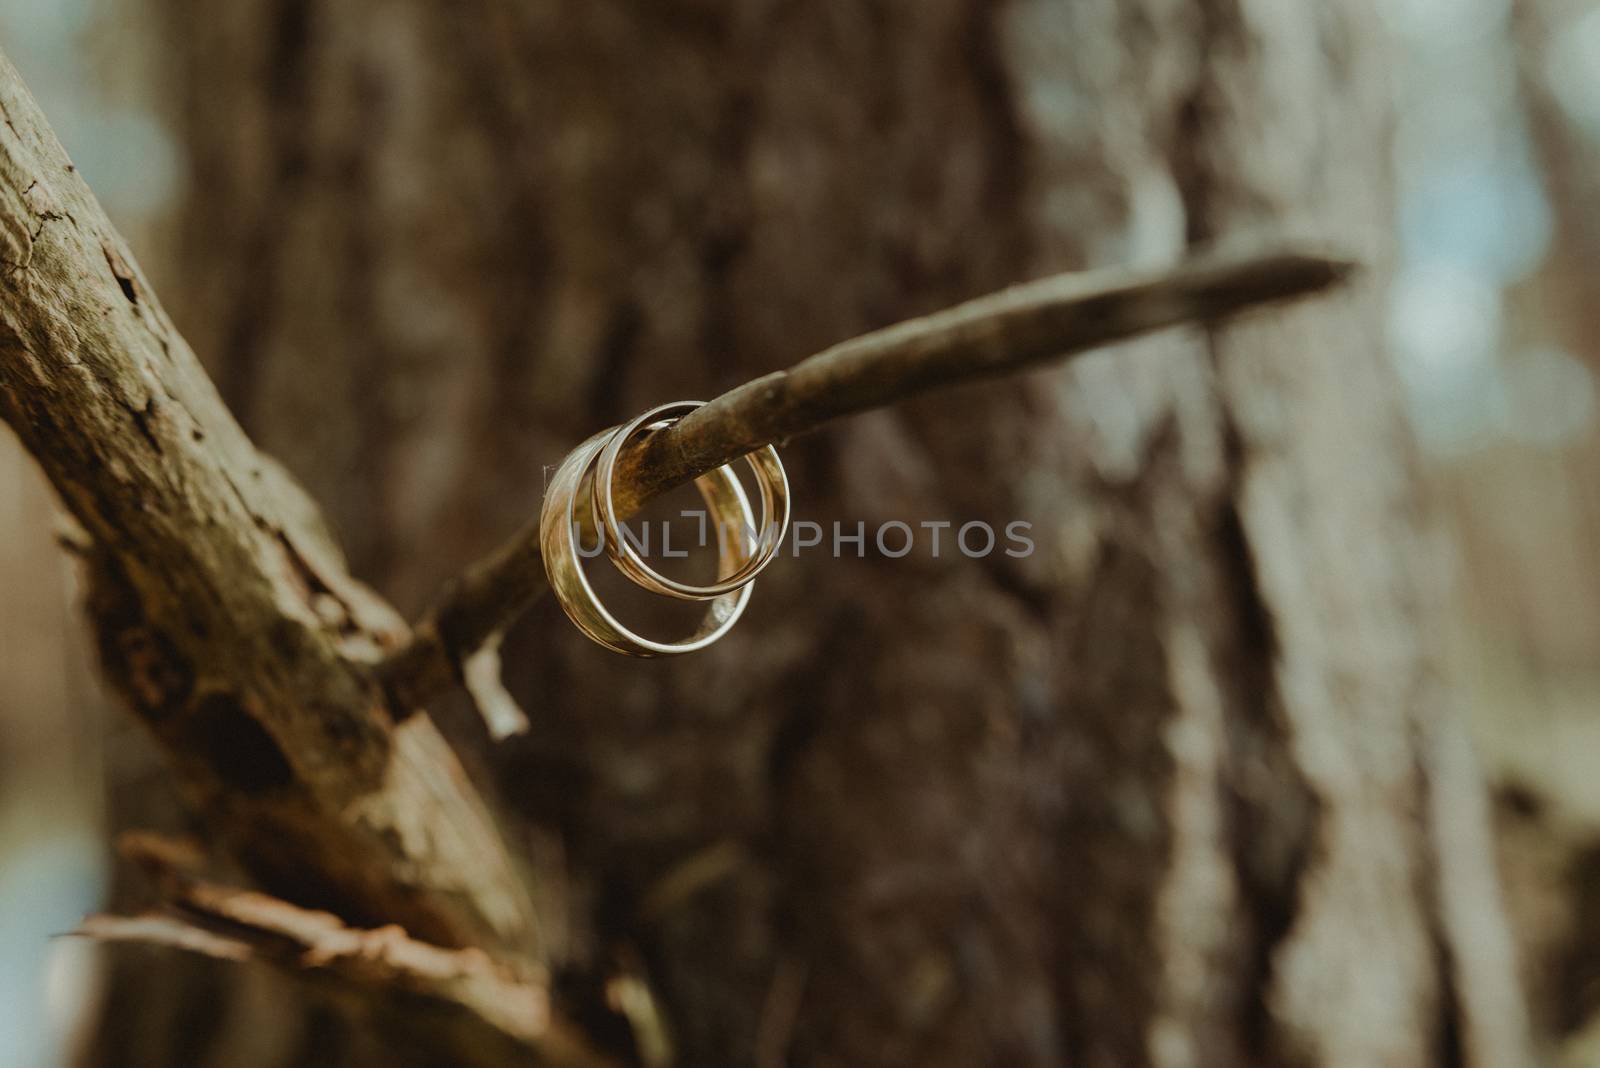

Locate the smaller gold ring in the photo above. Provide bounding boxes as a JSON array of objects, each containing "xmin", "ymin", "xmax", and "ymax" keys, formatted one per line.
[
  {"xmin": 540, "ymin": 427, "xmax": 754, "ymax": 657},
  {"xmin": 594, "ymin": 401, "xmax": 790, "ymax": 602}
]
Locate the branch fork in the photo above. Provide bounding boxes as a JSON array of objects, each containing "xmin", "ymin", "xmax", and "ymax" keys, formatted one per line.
[{"xmin": 0, "ymin": 40, "xmax": 1354, "ymax": 1067}]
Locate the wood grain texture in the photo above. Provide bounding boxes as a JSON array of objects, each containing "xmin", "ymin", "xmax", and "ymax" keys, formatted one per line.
[
  {"xmin": 50, "ymin": 0, "xmax": 1534, "ymax": 1064},
  {"xmin": 0, "ymin": 52, "xmax": 540, "ymax": 963},
  {"xmin": 77, "ymin": 836, "xmax": 616, "ymax": 1068}
]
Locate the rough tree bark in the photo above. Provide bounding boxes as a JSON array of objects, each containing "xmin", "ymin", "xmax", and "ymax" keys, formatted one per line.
[{"xmin": 39, "ymin": 0, "xmax": 1527, "ymax": 1065}]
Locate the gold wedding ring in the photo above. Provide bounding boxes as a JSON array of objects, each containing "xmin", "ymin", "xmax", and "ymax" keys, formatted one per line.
[
  {"xmin": 593, "ymin": 401, "xmax": 791, "ymax": 601},
  {"xmin": 540, "ymin": 424, "xmax": 755, "ymax": 657}
]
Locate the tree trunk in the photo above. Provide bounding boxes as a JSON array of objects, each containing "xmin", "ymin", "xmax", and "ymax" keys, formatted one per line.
[{"xmin": 80, "ymin": 0, "xmax": 1527, "ymax": 1064}]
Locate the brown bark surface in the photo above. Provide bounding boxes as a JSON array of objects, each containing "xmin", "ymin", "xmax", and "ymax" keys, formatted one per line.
[
  {"xmin": 0, "ymin": 50, "xmax": 539, "ymax": 957},
  {"xmin": 35, "ymin": 0, "xmax": 1529, "ymax": 1065}
]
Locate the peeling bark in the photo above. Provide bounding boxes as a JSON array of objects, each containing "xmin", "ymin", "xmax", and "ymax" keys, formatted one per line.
[
  {"xmin": 29, "ymin": 0, "xmax": 1535, "ymax": 1065},
  {"xmin": 0, "ymin": 53, "xmax": 538, "ymax": 961},
  {"xmin": 74, "ymin": 835, "xmax": 614, "ymax": 1067}
]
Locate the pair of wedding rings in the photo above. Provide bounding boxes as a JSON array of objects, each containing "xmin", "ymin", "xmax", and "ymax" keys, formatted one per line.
[{"xmin": 540, "ymin": 401, "xmax": 790, "ymax": 657}]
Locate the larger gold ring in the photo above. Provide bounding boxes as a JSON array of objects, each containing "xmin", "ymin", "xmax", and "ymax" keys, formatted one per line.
[
  {"xmin": 540, "ymin": 427, "xmax": 754, "ymax": 657},
  {"xmin": 593, "ymin": 401, "xmax": 790, "ymax": 602}
]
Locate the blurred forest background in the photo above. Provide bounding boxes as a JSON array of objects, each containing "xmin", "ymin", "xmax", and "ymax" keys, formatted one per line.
[{"xmin": 4, "ymin": 0, "xmax": 1600, "ymax": 1064}]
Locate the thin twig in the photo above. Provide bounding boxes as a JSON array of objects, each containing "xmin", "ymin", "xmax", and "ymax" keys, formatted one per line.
[
  {"xmin": 80, "ymin": 834, "xmax": 619, "ymax": 1068},
  {"xmin": 383, "ymin": 242, "xmax": 1354, "ymax": 707}
]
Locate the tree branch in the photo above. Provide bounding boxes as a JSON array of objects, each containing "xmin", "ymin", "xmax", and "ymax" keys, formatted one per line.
[
  {"xmin": 384, "ymin": 244, "xmax": 1353, "ymax": 707},
  {"xmin": 75, "ymin": 837, "xmax": 619, "ymax": 1068},
  {"xmin": 0, "ymin": 51, "xmax": 538, "ymax": 959}
]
